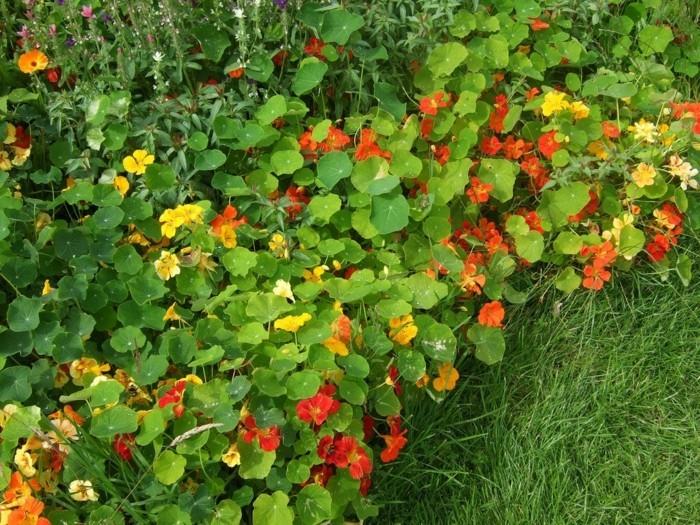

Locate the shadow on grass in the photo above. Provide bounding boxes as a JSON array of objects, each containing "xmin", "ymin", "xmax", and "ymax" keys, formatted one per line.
[{"xmin": 371, "ymin": 268, "xmax": 700, "ymax": 525}]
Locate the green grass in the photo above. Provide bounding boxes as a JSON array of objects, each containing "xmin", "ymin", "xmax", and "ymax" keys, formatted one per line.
[{"xmin": 371, "ymin": 267, "xmax": 700, "ymax": 525}]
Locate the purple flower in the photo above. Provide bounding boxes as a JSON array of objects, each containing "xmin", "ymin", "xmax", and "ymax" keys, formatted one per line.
[
  {"xmin": 274, "ymin": 0, "xmax": 288, "ymax": 8},
  {"xmin": 81, "ymin": 5, "xmax": 94, "ymax": 18},
  {"xmin": 56, "ymin": 0, "xmax": 65, "ymax": 5},
  {"xmin": 65, "ymin": 36, "xmax": 76, "ymax": 47},
  {"xmin": 17, "ymin": 25, "xmax": 31, "ymax": 38},
  {"xmin": 101, "ymin": 12, "xmax": 113, "ymax": 23}
]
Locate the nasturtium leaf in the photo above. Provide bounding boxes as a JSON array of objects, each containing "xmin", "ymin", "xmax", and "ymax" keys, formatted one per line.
[
  {"xmin": 110, "ymin": 326, "xmax": 146, "ymax": 353},
  {"xmin": 194, "ymin": 149, "xmax": 226, "ymax": 171},
  {"xmin": 638, "ymin": 25, "xmax": 674, "ymax": 56},
  {"xmin": 238, "ymin": 323, "xmax": 268, "ymax": 345},
  {"xmin": 555, "ymin": 266, "xmax": 582, "ymax": 293},
  {"xmin": 223, "ymin": 247, "xmax": 258, "ymax": 277},
  {"xmin": 246, "ymin": 52, "xmax": 274, "ymax": 82},
  {"xmin": 91, "ymin": 206, "xmax": 125, "ymax": 230},
  {"xmin": 340, "ymin": 354, "xmax": 370, "ymax": 379},
  {"xmin": 113, "ymin": 244, "xmax": 143, "ymax": 275},
  {"xmin": 187, "ymin": 131, "xmax": 208, "ymax": 151},
  {"xmin": 192, "ymin": 24, "xmax": 231, "ymax": 62},
  {"xmin": 298, "ymin": 320, "xmax": 332, "ymax": 345},
  {"xmin": 7, "ymin": 297, "xmax": 42, "ymax": 332},
  {"xmin": 617, "ymin": 225, "xmax": 645, "ymax": 259},
  {"xmin": 375, "ymin": 298, "xmax": 412, "ymax": 319},
  {"xmin": 90, "ymin": 405, "xmax": 138, "ymax": 438},
  {"xmin": 286, "ymin": 371, "xmax": 321, "ymax": 400},
  {"xmin": 477, "ymin": 159, "xmax": 518, "ymax": 202},
  {"xmin": 554, "ymin": 232, "xmax": 583, "ymax": 254},
  {"xmin": 256, "ymin": 95, "xmax": 287, "ymax": 125},
  {"xmin": 420, "ymin": 322, "xmax": 457, "ymax": 362},
  {"xmin": 506, "ymin": 215, "xmax": 529, "ymax": 236},
  {"xmin": 271, "ymin": 150, "xmax": 304, "ymax": 175},
  {"xmin": 229, "ymin": 376, "xmax": 252, "ymax": 403},
  {"xmin": 136, "ymin": 408, "xmax": 167, "ymax": 446},
  {"xmin": 320, "ymin": 9, "xmax": 364, "ymax": 45},
  {"xmin": 308, "ymin": 194, "xmax": 341, "ymax": 223},
  {"xmin": 154, "ymin": 450, "xmax": 187, "ymax": 485},
  {"xmin": 253, "ymin": 491, "xmax": 294, "ymax": 525},
  {"xmin": 144, "ymin": 164, "xmax": 176, "ymax": 191},
  {"xmin": 211, "ymin": 500, "xmax": 242, "ymax": 525},
  {"xmin": 293, "ymin": 58, "xmax": 328, "ymax": 96},
  {"xmin": 317, "ymin": 152, "xmax": 353, "ymax": 189},
  {"xmin": 514, "ymin": 231, "xmax": 544, "ymax": 263},
  {"xmin": 406, "ymin": 273, "xmax": 449, "ymax": 309},
  {"xmin": 375, "ymin": 82, "xmax": 406, "ymax": 122},
  {"xmin": 467, "ymin": 324, "xmax": 505, "ymax": 365},
  {"xmin": 427, "ymin": 42, "xmax": 468, "ymax": 77},
  {"xmin": 374, "ymin": 386, "xmax": 401, "ymax": 416},
  {"xmin": 239, "ymin": 439, "xmax": 276, "ymax": 479},
  {"xmin": 371, "ymin": 193, "xmax": 409, "ymax": 234},
  {"xmin": 296, "ymin": 485, "xmax": 332, "ymax": 524},
  {"xmin": 155, "ymin": 506, "xmax": 191, "ymax": 525},
  {"xmin": 676, "ymin": 254, "xmax": 692, "ymax": 287},
  {"xmin": 0, "ymin": 366, "xmax": 31, "ymax": 402},
  {"xmin": 252, "ymin": 369, "xmax": 286, "ymax": 397},
  {"xmin": 397, "ymin": 350, "xmax": 426, "ymax": 382},
  {"xmin": 454, "ymin": 90, "xmax": 478, "ymax": 115},
  {"xmin": 339, "ymin": 377, "xmax": 367, "ymax": 405},
  {"xmin": 246, "ymin": 293, "xmax": 293, "ymax": 323}
]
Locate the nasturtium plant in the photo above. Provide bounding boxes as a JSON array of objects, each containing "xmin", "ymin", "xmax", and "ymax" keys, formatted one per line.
[{"xmin": 0, "ymin": 0, "xmax": 698, "ymax": 523}]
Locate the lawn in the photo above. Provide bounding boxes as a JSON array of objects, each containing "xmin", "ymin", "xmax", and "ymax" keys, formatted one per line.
[{"xmin": 374, "ymin": 248, "xmax": 700, "ymax": 524}]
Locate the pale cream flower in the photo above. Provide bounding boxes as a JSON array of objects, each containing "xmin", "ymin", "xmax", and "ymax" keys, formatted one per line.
[
  {"xmin": 69, "ymin": 479, "xmax": 99, "ymax": 502},
  {"xmin": 272, "ymin": 279, "xmax": 295, "ymax": 303}
]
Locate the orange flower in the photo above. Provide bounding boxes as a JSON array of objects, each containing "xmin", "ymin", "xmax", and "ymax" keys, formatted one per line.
[
  {"xmin": 433, "ymin": 362, "xmax": 459, "ymax": 392},
  {"xmin": 538, "ymin": 130, "xmax": 561, "ymax": 160},
  {"xmin": 582, "ymin": 264, "xmax": 611, "ymax": 290},
  {"xmin": 418, "ymin": 91, "xmax": 450, "ymax": 116},
  {"xmin": 478, "ymin": 301, "xmax": 505, "ymax": 327},
  {"xmin": 466, "ymin": 177, "xmax": 493, "ymax": 204},
  {"xmin": 18, "ymin": 49, "xmax": 49, "ymax": 74},
  {"xmin": 530, "ymin": 18, "xmax": 550, "ymax": 31},
  {"xmin": 460, "ymin": 262, "xmax": 486, "ymax": 295},
  {"xmin": 227, "ymin": 67, "xmax": 245, "ymax": 79},
  {"xmin": 354, "ymin": 129, "xmax": 392, "ymax": 162},
  {"xmin": 602, "ymin": 121, "xmax": 620, "ymax": 139}
]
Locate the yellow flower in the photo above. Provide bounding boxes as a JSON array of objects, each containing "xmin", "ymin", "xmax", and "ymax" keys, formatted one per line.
[
  {"xmin": 154, "ymin": 250, "xmax": 180, "ymax": 280},
  {"xmin": 222, "ymin": 443, "xmax": 241, "ymax": 467},
  {"xmin": 630, "ymin": 163, "xmax": 656, "ymax": 188},
  {"xmin": 569, "ymin": 100, "xmax": 590, "ymax": 120},
  {"xmin": 0, "ymin": 150, "xmax": 11, "ymax": 171},
  {"xmin": 273, "ymin": 279, "xmax": 295, "ymax": 303},
  {"xmin": 274, "ymin": 313, "xmax": 312, "ymax": 333},
  {"xmin": 70, "ymin": 358, "xmax": 110, "ymax": 381},
  {"xmin": 3, "ymin": 123, "xmax": 16, "ymax": 144},
  {"xmin": 218, "ymin": 223, "xmax": 237, "ymax": 248},
  {"xmin": 41, "ymin": 279, "xmax": 54, "ymax": 296},
  {"xmin": 69, "ymin": 480, "xmax": 99, "ymax": 502},
  {"xmin": 126, "ymin": 230, "xmax": 150, "ymax": 246},
  {"xmin": 303, "ymin": 265, "xmax": 329, "ymax": 283},
  {"xmin": 113, "ymin": 175, "xmax": 130, "ymax": 197},
  {"xmin": 587, "ymin": 140, "xmax": 608, "ymax": 160},
  {"xmin": 666, "ymin": 154, "xmax": 698, "ymax": 190},
  {"xmin": 163, "ymin": 303, "xmax": 183, "ymax": 322},
  {"xmin": 269, "ymin": 233, "xmax": 289, "ymax": 259},
  {"xmin": 540, "ymin": 90, "xmax": 570, "ymax": 117},
  {"xmin": 602, "ymin": 213, "xmax": 634, "ymax": 243},
  {"xmin": 14, "ymin": 443, "xmax": 37, "ymax": 478},
  {"xmin": 323, "ymin": 337, "xmax": 349, "ymax": 356},
  {"xmin": 178, "ymin": 204, "xmax": 204, "ymax": 225},
  {"xmin": 433, "ymin": 362, "xmax": 459, "ymax": 392},
  {"xmin": 389, "ymin": 315, "xmax": 418, "ymax": 346},
  {"xmin": 122, "ymin": 149, "xmax": 155, "ymax": 175},
  {"xmin": 184, "ymin": 374, "xmax": 203, "ymax": 385},
  {"xmin": 12, "ymin": 147, "xmax": 30, "ymax": 166},
  {"xmin": 159, "ymin": 204, "xmax": 204, "ymax": 239},
  {"xmin": 627, "ymin": 119, "xmax": 658, "ymax": 144},
  {"xmin": 35, "ymin": 212, "xmax": 52, "ymax": 232},
  {"xmin": 332, "ymin": 260, "xmax": 342, "ymax": 271},
  {"xmin": 658, "ymin": 123, "xmax": 675, "ymax": 146}
]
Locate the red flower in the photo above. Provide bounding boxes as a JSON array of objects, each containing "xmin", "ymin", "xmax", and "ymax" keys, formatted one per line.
[
  {"xmin": 319, "ymin": 126, "xmax": 351, "ymax": 153},
  {"xmin": 670, "ymin": 102, "xmax": 700, "ymax": 134},
  {"xmin": 13, "ymin": 126, "xmax": 31, "ymax": 149},
  {"xmin": 582, "ymin": 264, "xmax": 611, "ymax": 290},
  {"xmin": 363, "ymin": 414, "xmax": 375, "ymax": 441},
  {"xmin": 480, "ymin": 135, "xmax": 503, "ymax": 156},
  {"xmin": 228, "ymin": 67, "xmax": 244, "ymax": 79},
  {"xmin": 432, "ymin": 144, "xmax": 451, "ymax": 165},
  {"xmin": 304, "ymin": 37, "xmax": 327, "ymax": 60},
  {"xmin": 317, "ymin": 435, "xmax": 335, "ymax": 461},
  {"xmin": 503, "ymin": 135, "xmax": 532, "ymax": 160},
  {"xmin": 388, "ymin": 365, "xmax": 402, "ymax": 396},
  {"xmin": 380, "ymin": 416, "xmax": 408, "ymax": 463},
  {"xmin": 273, "ymin": 50, "xmax": 289, "ymax": 66},
  {"xmin": 646, "ymin": 233, "xmax": 671, "ymax": 262},
  {"xmin": 602, "ymin": 121, "xmax": 621, "ymax": 139},
  {"xmin": 242, "ymin": 415, "xmax": 281, "ymax": 452},
  {"xmin": 420, "ymin": 118, "xmax": 434, "ymax": 139},
  {"xmin": 158, "ymin": 380, "xmax": 186, "ymax": 408},
  {"xmin": 466, "ymin": 177, "xmax": 493, "ymax": 204},
  {"xmin": 478, "ymin": 301, "xmax": 505, "ymax": 327},
  {"xmin": 307, "ymin": 464, "xmax": 334, "ymax": 487},
  {"xmin": 296, "ymin": 392, "xmax": 338, "ymax": 426},
  {"xmin": 332, "ymin": 436, "xmax": 373, "ymax": 480},
  {"xmin": 489, "ymin": 94, "xmax": 509, "ymax": 133},
  {"xmin": 517, "ymin": 209, "xmax": 544, "ymax": 233},
  {"xmin": 568, "ymin": 190, "xmax": 599, "ymax": 223},
  {"xmin": 530, "ymin": 18, "xmax": 550, "ymax": 31},
  {"xmin": 113, "ymin": 434, "xmax": 135, "ymax": 461},
  {"xmin": 525, "ymin": 87, "xmax": 541, "ymax": 101},
  {"xmin": 538, "ymin": 130, "xmax": 561, "ymax": 160},
  {"xmin": 419, "ymin": 91, "xmax": 450, "ymax": 116},
  {"xmin": 284, "ymin": 185, "xmax": 310, "ymax": 220},
  {"xmin": 333, "ymin": 314, "xmax": 352, "ymax": 343},
  {"xmin": 45, "ymin": 67, "xmax": 61, "ymax": 84},
  {"xmin": 359, "ymin": 475, "xmax": 372, "ymax": 496},
  {"xmin": 355, "ymin": 129, "xmax": 392, "ymax": 161},
  {"xmin": 210, "ymin": 204, "xmax": 247, "ymax": 234}
]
